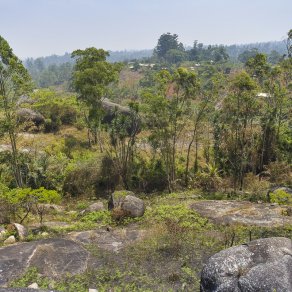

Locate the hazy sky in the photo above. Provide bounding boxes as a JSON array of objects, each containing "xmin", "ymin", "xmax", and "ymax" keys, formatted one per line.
[{"xmin": 1, "ymin": 0, "xmax": 291, "ymax": 59}]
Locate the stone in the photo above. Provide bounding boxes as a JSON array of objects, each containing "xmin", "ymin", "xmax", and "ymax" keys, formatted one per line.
[
  {"xmin": 81, "ymin": 202, "xmax": 105, "ymax": 215},
  {"xmin": 190, "ymin": 200, "xmax": 292, "ymax": 227},
  {"xmin": 12, "ymin": 223, "xmax": 28, "ymax": 240},
  {"xmin": 27, "ymin": 283, "xmax": 39, "ymax": 289},
  {"xmin": 200, "ymin": 237, "xmax": 292, "ymax": 292},
  {"xmin": 16, "ymin": 108, "xmax": 45, "ymax": 128},
  {"xmin": 0, "ymin": 230, "xmax": 6, "ymax": 241},
  {"xmin": 67, "ymin": 226, "xmax": 145, "ymax": 253},
  {"xmin": 109, "ymin": 191, "xmax": 145, "ymax": 218},
  {"xmin": 4, "ymin": 235, "xmax": 16, "ymax": 245},
  {"xmin": 0, "ymin": 238, "xmax": 89, "ymax": 286},
  {"xmin": 89, "ymin": 289, "xmax": 98, "ymax": 292}
]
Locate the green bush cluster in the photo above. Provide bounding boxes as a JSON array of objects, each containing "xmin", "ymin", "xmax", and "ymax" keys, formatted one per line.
[
  {"xmin": 0, "ymin": 187, "xmax": 61, "ymax": 223},
  {"xmin": 270, "ymin": 189, "xmax": 292, "ymax": 205}
]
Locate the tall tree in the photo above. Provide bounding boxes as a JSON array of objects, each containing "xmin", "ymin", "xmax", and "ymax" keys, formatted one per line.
[
  {"xmin": 286, "ymin": 29, "xmax": 292, "ymax": 58},
  {"xmin": 0, "ymin": 36, "xmax": 33, "ymax": 187},
  {"xmin": 71, "ymin": 48, "xmax": 121, "ymax": 147},
  {"xmin": 143, "ymin": 68, "xmax": 199, "ymax": 192},
  {"xmin": 214, "ymin": 71, "xmax": 259, "ymax": 190},
  {"xmin": 154, "ymin": 33, "xmax": 184, "ymax": 60}
]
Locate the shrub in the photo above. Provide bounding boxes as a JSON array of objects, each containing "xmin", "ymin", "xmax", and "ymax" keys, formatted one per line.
[
  {"xmin": 0, "ymin": 187, "xmax": 61, "ymax": 224},
  {"xmin": 270, "ymin": 189, "xmax": 292, "ymax": 205},
  {"xmin": 31, "ymin": 89, "xmax": 79, "ymax": 132},
  {"xmin": 131, "ymin": 158, "xmax": 168, "ymax": 193}
]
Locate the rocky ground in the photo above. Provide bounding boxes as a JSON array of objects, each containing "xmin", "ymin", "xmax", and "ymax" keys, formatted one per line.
[
  {"xmin": 191, "ymin": 200, "xmax": 292, "ymax": 226},
  {"xmin": 0, "ymin": 193, "xmax": 291, "ymax": 291}
]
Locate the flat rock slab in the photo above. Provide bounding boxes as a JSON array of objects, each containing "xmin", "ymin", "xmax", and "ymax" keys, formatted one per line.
[
  {"xmin": 0, "ymin": 238, "xmax": 89, "ymax": 287},
  {"xmin": 67, "ymin": 226, "xmax": 146, "ymax": 252},
  {"xmin": 0, "ymin": 227, "xmax": 145, "ymax": 287},
  {"xmin": 190, "ymin": 200, "xmax": 292, "ymax": 226}
]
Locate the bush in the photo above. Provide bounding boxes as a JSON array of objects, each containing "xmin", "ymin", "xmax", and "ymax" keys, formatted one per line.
[
  {"xmin": 0, "ymin": 187, "xmax": 61, "ymax": 224},
  {"xmin": 31, "ymin": 89, "xmax": 79, "ymax": 132},
  {"xmin": 270, "ymin": 189, "xmax": 292, "ymax": 205},
  {"xmin": 131, "ymin": 158, "xmax": 168, "ymax": 193}
]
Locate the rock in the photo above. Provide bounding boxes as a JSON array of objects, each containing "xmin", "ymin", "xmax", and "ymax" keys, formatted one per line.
[
  {"xmin": 67, "ymin": 226, "xmax": 145, "ymax": 253},
  {"xmin": 190, "ymin": 200, "xmax": 292, "ymax": 227},
  {"xmin": 12, "ymin": 223, "xmax": 28, "ymax": 240},
  {"xmin": 109, "ymin": 191, "xmax": 145, "ymax": 218},
  {"xmin": 4, "ymin": 235, "xmax": 16, "ymax": 245},
  {"xmin": 0, "ymin": 238, "xmax": 90, "ymax": 286},
  {"xmin": 89, "ymin": 289, "xmax": 98, "ymax": 292},
  {"xmin": 0, "ymin": 228, "xmax": 6, "ymax": 241},
  {"xmin": 81, "ymin": 202, "xmax": 105, "ymax": 215},
  {"xmin": 17, "ymin": 108, "xmax": 45, "ymax": 128},
  {"xmin": 270, "ymin": 186, "xmax": 292, "ymax": 194},
  {"xmin": 200, "ymin": 237, "xmax": 292, "ymax": 292},
  {"xmin": 101, "ymin": 99, "xmax": 141, "ymax": 135},
  {"xmin": 27, "ymin": 283, "xmax": 39, "ymax": 289}
]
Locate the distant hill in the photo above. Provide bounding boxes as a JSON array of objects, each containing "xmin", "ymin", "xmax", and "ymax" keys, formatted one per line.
[
  {"xmin": 23, "ymin": 50, "xmax": 153, "ymax": 67},
  {"xmin": 23, "ymin": 40, "xmax": 286, "ymax": 67},
  {"xmin": 225, "ymin": 40, "xmax": 286, "ymax": 60}
]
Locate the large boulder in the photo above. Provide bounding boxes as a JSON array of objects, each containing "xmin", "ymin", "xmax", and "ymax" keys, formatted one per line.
[
  {"xmin": 200, "ymin": 237, "xmax": 292, "ymax": 292},
  {"xmin": 101, "ymin": 99, "xmax": 141, "ymax": 135},
  {"xmin": 108, "ymin": 191, "xmax": 145, "ymax": 218},
  {"xmin": 17, "ymin": 108, "xmax": 45, "ymax": 128},
  {"xmin": 8, "ymin": 223, "xmax": 28, "ymax": 240}
]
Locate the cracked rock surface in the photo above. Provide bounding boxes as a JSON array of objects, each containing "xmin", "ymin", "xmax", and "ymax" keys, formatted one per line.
[
  {"xmin": 200, "ymin": 237, "xmax": 292, "ymax": 292},
  {"xmin": 0, "ymin": 227, "xmax": 145, "ymax": 287},
  {"xmin": 191, "ymin": 200, "xmax": 292, "ymax": 226}
]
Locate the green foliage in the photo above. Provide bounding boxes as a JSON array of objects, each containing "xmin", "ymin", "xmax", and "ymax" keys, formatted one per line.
[
  {"xmin": 0, "ymin": 187, "xmax": 61, "ymax": 223},
  {"xmin": 145, "ymin": 203, "xmax": 209, "ymax": 229},
  {"xmin": 270, "ymin": 189, "xmax": 292, "ymax": 205},
  {"xmin": 71, "ymin": 47, "xmax": 122, "ymax": 145},
  {"xmin": 31, "ymin": 89, "xmax": 79, "ymax": 131},
  {"xmin": 81, "ymin": 211, "xmax": 112, "ymax": 225},
  {"xmin": 0, "ymin": 35, "xmax": 33, "ymax": 187},
  {"xmin": 10, "ymin": 267, "xmax": 50, "ymax": 289},
  {"xmin": 154, "ymin": 33, "xmax": 184, "ymax": 60}
]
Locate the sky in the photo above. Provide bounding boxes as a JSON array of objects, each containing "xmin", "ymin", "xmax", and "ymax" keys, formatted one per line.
[{"xmin": 1, "ymin": 0, "xmax": 291, "ymax": 59}]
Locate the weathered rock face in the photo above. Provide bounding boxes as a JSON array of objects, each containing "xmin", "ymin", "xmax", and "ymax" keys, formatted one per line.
[
  {"xmin": 85, "ymin": 202, "xmax": 105, "ymax": 213},
  {"xmin": 109, "ymin": 191, "xmax": 145, "ymax": 218},
  {"xmin": 0, "ymin": 226, "xmax": 145, "ymax": 287},
  {"xmin": 200, "ymin": 237, "xmax": 292, "ymax": 292},
  {"xmin": 67, "ymin": 226, "xmax": 145, "ymax": 253},
  {"xmin": 16, "ymin": 108, "xmax": 45, "ymax": 128},
  {"xmin": 101, "ymin": 99, "xmax": 141, "ymax": 135},
  {"xmin": 3, "ymin": 235, "xmax": 16, "ymax": 245},
  {"xmin": 0, "ymin": 238, "xmax": 89, "ymax": 286},
  {"xmin": 190, "ymin": 200, "xmax": 292, "ymax": 227},
  {"xmin": 11, "ymin": 223, "xmax": 28, "ymax": 240},
  {"xmin": 270, "ymin": 186, "xmax": 292, "ymax": 195}
]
